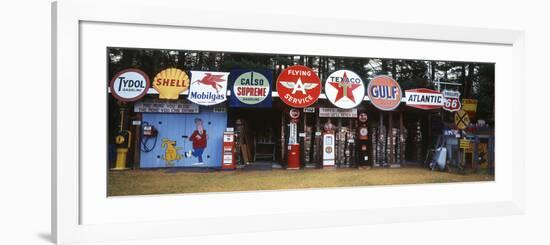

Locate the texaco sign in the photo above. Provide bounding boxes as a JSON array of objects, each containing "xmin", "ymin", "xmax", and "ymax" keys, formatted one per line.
[{"xmin": 325, "ymin": 70, "xmax": 365, "ymax": 109}]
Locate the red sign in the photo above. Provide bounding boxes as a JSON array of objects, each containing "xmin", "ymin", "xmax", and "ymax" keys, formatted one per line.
[
  {"xmin": 442, "ymin": 90, "xmax": 461, "ymax": 112},
  {"xmin": 404, "ymin": 88, "xmax": 445, "ymax": 110},
  {"xmin": 367, "ymin": 75, "xmax": 402, "ymax": 111},
  {"xmin": 276, "ymin": 65, "xmax": 321, "ymax": 108}
]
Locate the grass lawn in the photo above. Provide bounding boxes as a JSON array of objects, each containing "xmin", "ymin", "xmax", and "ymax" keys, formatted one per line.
[{"xmin": 108, "ymin": 166, "xmax": 494, "ymax": 196}]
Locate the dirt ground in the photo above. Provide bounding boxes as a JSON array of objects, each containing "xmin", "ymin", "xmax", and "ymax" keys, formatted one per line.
[{"xmin": 108, "ymin": 166, "xmax": 494, "ymax": 196}]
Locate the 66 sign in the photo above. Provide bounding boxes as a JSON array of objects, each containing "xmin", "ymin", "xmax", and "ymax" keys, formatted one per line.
[{"xmin": 442, "ymin": 90, "xmax": 461, "ymax": 112}]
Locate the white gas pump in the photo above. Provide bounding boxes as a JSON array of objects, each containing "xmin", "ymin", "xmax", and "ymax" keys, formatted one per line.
[{"xmin": 322, "ymin": 119, "xmax": 336, "ymax": 167}]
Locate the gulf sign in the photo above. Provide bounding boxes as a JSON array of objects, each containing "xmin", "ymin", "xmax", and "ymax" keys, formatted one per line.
[
  {"xmin": 404, "ymin": 88, "xmax": 445, "ymax": 110},
  {"xmin": 366, "ymin": 75, "xmax": 402, "ymax": 111},
  {"xmin": 109, "ymin": 68, "xmax": 150, "ymax": 102},
  {"xmin": 276, "ymin": 65, "xmax": 321, "ymax": 108}
]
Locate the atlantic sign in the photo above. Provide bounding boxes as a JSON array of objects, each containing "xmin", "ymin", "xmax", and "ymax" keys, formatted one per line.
[
  {"xmin": 404, "ymin": 88, "xmax": 445, "ymax": 110},
  {"xmin": 109, "ymin": 68, "xmax": 150, "ymax": 102},
  {"xmin": 325, "ymin": 70, "xmax": 365, "ymax": 109},
  {"xmin": 188, "ymin": 71, "xmax": 229, "ymax": 106},
  {"xmin": 276, "ymin": 65, "xmax": 321, "ymax": 108},
  {"xmin": 366, "ymin": 75, "xmax": 402, "ymax": 111}
]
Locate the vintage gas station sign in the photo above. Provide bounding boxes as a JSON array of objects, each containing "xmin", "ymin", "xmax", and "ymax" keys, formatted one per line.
[
  {"xmin": 109, "ymin": 68, "xmax": 150, "ymax": 102},
  {"xmin": 134, "ymin": 98, "xmax": 199, "ymax": 113},
  {"xmin": 404, "ymin": 88, "xmax": 445, "ymax": 110},
  {"xmin": 442, "ymin": 90, "xmax": 461, "ymax": 112},
  {"xmin": 276, "ymin": 65, "xmax": 321, "ymax": 108},
  {"xmin": 358, "ymin": 112, "xmax": 368, "ymax": 123},
  {"xmin": 152, "ymin": 68, "xmax": 190, "ymax": 99},
  {"xmin": 229, "ymin": 70, "xmax": 272, "ymax": 108},
  {"xmin": 318, "ymin": 108, "xmax": 357, "ymax": 118},
  {"xmin": 188, "ymin": 71, "xmax": 229, "ymax": 106},
  {"xmin": 325, "ymin": 70, "xmax": 365, "ymax": 109},
  {"xmin": 462, "ymin": 99, "xmax": 478, "ymax": 120},
  {"xmin": 367, "ymin": 75, "xmax": 402, "ymax": 111}
]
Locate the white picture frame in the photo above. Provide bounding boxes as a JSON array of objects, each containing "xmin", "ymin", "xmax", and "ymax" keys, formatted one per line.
[{"xmin": 52, "ymin": 0, "xmax": 525, "ymax": 244}]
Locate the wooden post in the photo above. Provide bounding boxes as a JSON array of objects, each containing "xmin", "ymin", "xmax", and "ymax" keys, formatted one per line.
[
  {"xmin": 389, "ymin": 112, "xmax": 393, "ymax": 164},
  {"xmin": 132, "ymin": 113, "xmax": 142, "ymax": 169},
  {"xmin": 399, "ymin": 112, "xmax": 404, "ymax": 165},
  {"xmin": 281, "ymin": 110, "xmax": 286, "ymax": 164}
]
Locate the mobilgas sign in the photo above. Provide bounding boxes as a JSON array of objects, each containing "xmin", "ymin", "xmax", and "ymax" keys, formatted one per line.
[
  {"xmin": 405, "ymin": 88, "xmax": 445, "ymax": 110},
  {"xmin": 367, "ymin": 75, "xmax": 402, "ymax": 111},
  {"xmin": 325, "ymin": 70, "xmax": 365, "ymax": 109},
  {"xmin": 229, "ymin": 70, "xmax": 272, "ymax": 108},
  {"xmin": 188, "ymin": 71, "xmax": 229, "ymax": 106},
  {"xmin": 109, "ymin": 68, "xmax": 150, "ymax": 102}
]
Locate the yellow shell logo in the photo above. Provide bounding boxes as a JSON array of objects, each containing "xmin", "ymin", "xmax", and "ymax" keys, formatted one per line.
[{"xmin": 153, "ymin": 68, "xmax": 190, "ymax": 99}]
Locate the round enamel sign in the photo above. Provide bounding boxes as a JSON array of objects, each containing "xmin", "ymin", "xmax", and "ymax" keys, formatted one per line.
[
  {"xmin": 109, "ymin": 68, "xmax": 150, "ymax": 102},
  {"xmin": 325, "ymin": 70, "xmax": 365, "ymax": 109},
  {"xmin": 358, "ymin": 112, "xmax": 368, "ymax": 123},
  {"xmin": 276, "ymin": 65, "xmax": 321, "ymax": 108},
  {"xmin": 367, "ymin": 75, "xmax": 402, "ymax": 111},
  {"xmin": 233, "ymin": 71, "xmax": 270, "ymax": 105},
  {"xmin": 289, "ymin": 108, "xmax": 300, "ymax": 119}
]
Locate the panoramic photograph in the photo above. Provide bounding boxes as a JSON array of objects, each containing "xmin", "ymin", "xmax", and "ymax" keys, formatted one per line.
[{"xmin": 107, "ymin": 47, "xmax": 495, "ymax": 196}]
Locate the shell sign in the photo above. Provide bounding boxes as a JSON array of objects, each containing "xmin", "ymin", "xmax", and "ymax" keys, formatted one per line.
[
  {"xmin": 153, "ymin": 68, "xmax": 190, "ymax": 99},
  {"xmin": 367, "ymin": 75, "xmax": 402, "ymax": 111}
]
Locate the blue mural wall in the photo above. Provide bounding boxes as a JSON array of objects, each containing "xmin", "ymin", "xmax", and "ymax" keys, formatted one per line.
[{"xmin": 139, "ymin": 107, "xmax": 227, "ymax": 168}]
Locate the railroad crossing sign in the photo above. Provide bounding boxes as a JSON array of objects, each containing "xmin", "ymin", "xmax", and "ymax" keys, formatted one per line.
[{"xmin": 454, "ymin": 109, "xmax": 470, "ymax": 130}]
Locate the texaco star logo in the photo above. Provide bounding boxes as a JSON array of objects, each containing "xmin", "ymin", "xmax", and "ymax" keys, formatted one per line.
[{"xmin": 325, "ymin": 70, "xmax": 365, "ymax": 109}]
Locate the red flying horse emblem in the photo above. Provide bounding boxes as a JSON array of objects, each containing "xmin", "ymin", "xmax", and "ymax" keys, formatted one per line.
[{"xmin": 193, "ymin": 73, "xmax": 226, "ymax": 93}]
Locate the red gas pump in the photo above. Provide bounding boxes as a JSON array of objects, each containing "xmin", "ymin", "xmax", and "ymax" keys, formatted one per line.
[
  {"xmin": 222, "ymin": 129, "xmax": 237, "ymax": 170},
  {"xmin": 287, "ymin": 109, "xmax": 301, "ymax": 170}
]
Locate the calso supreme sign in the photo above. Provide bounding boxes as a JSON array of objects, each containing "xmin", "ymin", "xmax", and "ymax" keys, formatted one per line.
[
  {"xmin": 109, "ymin": 68, "xmax": 150, "ymax": 102},
  {"xmin": 229, "ymin": 70, "xmax": 272, "ymax": 108}
]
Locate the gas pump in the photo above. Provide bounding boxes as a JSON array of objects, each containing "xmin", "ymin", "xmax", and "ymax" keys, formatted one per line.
[
  {"xmin": 287, "ymin": 109, "xmax": 301, "ymax": 170},
  {"xmin": 357, "ymin": 112, "xmax": 369, "ymax": 166},
  {"xmin": 222, "ymin": 128, "xmax": 237, "ymax": 170},
  {"xmin": 113, "ymin": 106, "xmax": 131, "ymax": 170},
  {"xmin": 322, "ymin": 119, "xmax": 336, "ymax": 167}
]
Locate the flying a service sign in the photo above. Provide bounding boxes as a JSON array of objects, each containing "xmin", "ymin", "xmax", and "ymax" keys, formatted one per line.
[
  {"xmin": 229, "ymin": 70, "xmax": 272, "ymax": 108},
  {"xmin": 325, "ymin": 70, "xmax": 365, "ymax": 109},
  {"xmin": 188, "ymin": 71, "xmax": 229, "ymax": 106},
  {"xmin": 109, "ymin": 68, "xmax": 150, "ymax": 102},
  {"xmin": 404, "ymin": 88, "xmax": 445, "ymax": 110},
  {"xmin": 276, "ymin": 65, "xmax": 321, "ymax": 108}
]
